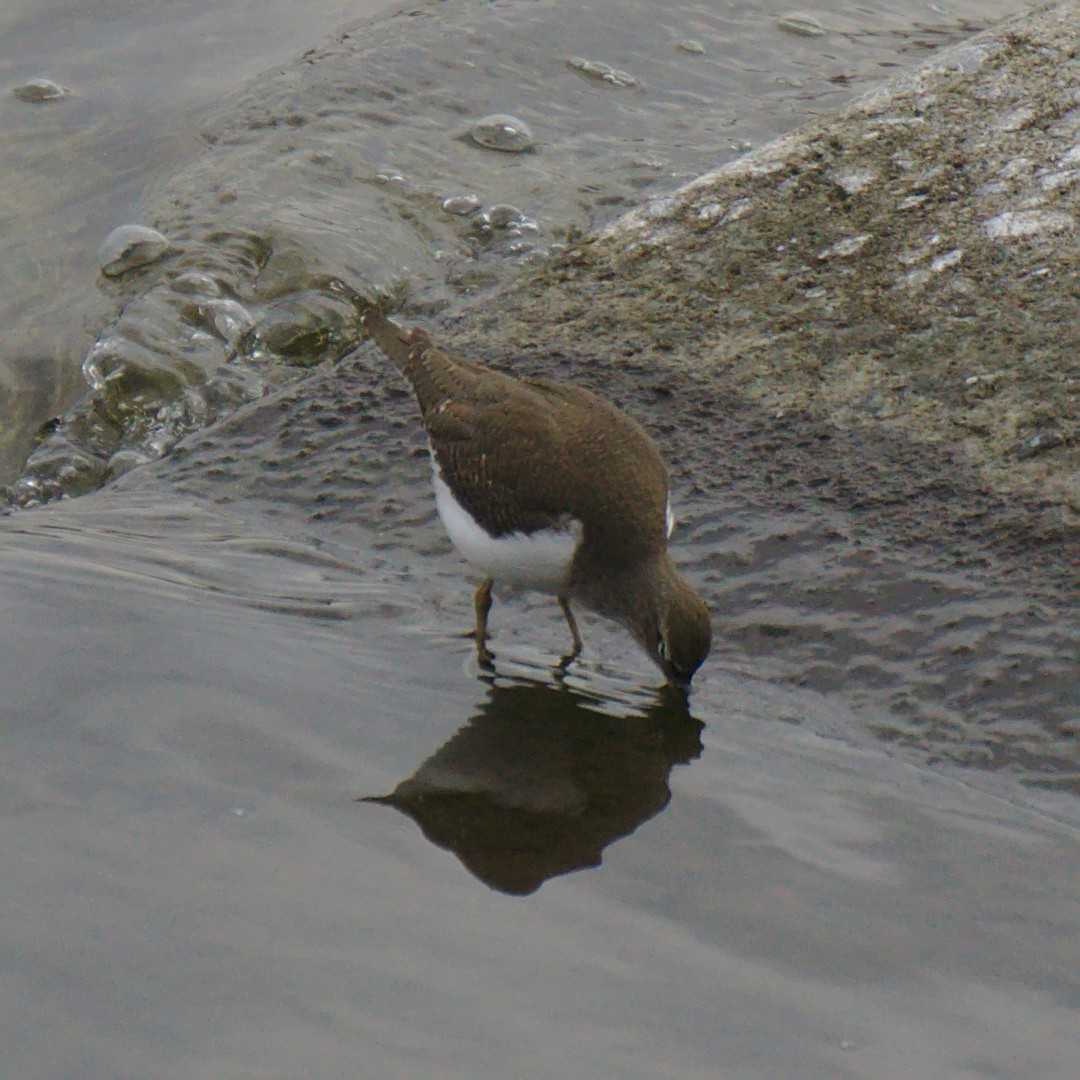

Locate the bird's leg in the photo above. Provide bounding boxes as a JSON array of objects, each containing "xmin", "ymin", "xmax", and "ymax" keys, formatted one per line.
[
  {"xmin": 555, "ymin": 595, "xmax": 584, "ymax": 671},
  {"xmin": 473, "ymin": 578, "xmax": 495, "ymax": 666}
]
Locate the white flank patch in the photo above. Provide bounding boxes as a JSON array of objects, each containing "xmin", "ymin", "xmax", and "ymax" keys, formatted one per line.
[
  {"xmin": 666, "ymin": 496, "xmax": 675, "ymax": 538},
  {"xmin": 432, "ymin": 467, "xmax": 581, "ymax": 592}
]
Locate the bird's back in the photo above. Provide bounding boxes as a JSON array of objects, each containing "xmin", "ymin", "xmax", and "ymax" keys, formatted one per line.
[{"xmin": 363, "ymin": 311, "xmax": 671, "ymax": 557}]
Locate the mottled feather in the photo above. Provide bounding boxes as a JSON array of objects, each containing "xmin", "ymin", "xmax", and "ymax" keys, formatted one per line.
[{"xmin": 364, "ymin": 309, "xmax": 670, "ymax": 557}]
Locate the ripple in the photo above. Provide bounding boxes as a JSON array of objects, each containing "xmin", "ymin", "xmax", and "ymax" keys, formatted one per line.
[{"xmin": 777, "ymin": 13, "xmax": 827, "ymax": 38}]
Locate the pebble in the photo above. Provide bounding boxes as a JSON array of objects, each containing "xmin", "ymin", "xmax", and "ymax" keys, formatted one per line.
[
  {"xmin": 98, "ymin": 225, "xmax": 171, "ymax": 277},
  {"xmin": 676, "ymin": 40, "xmax": 706, "ymax": 55}
]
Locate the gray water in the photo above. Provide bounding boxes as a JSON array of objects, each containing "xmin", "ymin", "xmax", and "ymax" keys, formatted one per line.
[{"xmin": 3, "ymin": 1, "xmax": 1078, "ymax": 1077}]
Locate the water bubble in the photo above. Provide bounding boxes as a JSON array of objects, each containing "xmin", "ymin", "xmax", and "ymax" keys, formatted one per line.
[
  {"xmin": 777, "ymin": 13, "xmax": 827, "ymax": 37},
  {"xmin": 20, "ymin": 438, "xmax": 107, "ymax": 498},
  {"xmin": 441, "ymin": 194, "xmax": 482, "ymax": 215},
  {"xmin": 107, "ymin": 449, "xmax": 152, "ymax": 477},
  {"xmin": 98, "ymin": 225, "xmax": 171, "ymax": 277},
  {"xmin": 566, "ymin": 57, "xmax": 638, "ymax": 88},
  {"xmin": 171, "ymin": 271, "xmax": 222, "ymax": 297},
  {"xmin": 12, "ymin": 77, "xmax": 68, "ymax": 103},
  {"xmin": 506, "ymin": 220, "xmax": 540, "ymax": 237},
  {"xmin": 468, "ymin": 114, "xmax": 534, "ymax": 153},
  {"xmin": 205, "ymin": 299, "xmax": 255, "ymax": 346}
]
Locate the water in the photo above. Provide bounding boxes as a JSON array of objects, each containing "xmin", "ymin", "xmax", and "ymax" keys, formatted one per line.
[{"xmin": 2, "ymin": 2, "xmax": 1078, "ymax": 1077}]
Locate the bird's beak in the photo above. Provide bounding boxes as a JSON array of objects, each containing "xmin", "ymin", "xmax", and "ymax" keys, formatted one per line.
[{"xmin": 664, "ymin": 668, "xmax": 693, "ymax": 696}]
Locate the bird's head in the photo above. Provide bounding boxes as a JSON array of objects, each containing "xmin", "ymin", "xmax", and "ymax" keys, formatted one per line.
[{"xmin": 625, "ymin": 563, "xmax": 712, "ymax": 691}]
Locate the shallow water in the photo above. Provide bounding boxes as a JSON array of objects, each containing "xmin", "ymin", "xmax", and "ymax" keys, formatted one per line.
[
  {"xmin": 2, "ymin": 1, "xmax": 1078, "ymax": 1076},
  {"xmin": 1, "ymin": 494, "xmax": 1078, "ymax": 1078},
  {"xmin": 0, "ymin": 0, "xmax": 387, "ymax": 481}
]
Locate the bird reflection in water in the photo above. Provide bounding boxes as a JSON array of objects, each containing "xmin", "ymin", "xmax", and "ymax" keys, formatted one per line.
[{"xmin": 362, "ymin": 678, "xmax": 703, "ymax": 896}]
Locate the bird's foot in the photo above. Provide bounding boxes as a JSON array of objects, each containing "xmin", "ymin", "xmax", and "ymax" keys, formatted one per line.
[
  {"xmin": 553, "ymin": 644, "xmax": 581, "ymax": 679},
  {"xmin": 476, "ymin": 641, "xmax": 496, "ymax": 671}
]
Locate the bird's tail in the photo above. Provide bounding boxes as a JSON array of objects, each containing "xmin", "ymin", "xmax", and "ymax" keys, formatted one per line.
[{"xmin": 361, "ymin": 308, "xmax": 432, "ymax": 376}]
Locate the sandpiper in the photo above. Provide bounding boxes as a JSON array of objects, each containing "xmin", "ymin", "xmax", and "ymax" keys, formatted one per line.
[{"xmin": 363, "ymin": 310, "xmax": 712, "ymax": 688}]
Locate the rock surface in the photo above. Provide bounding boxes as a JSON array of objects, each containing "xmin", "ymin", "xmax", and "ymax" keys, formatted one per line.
[{"xmin": 440, "ymin": 1, "xmax": 1078, "ymax": 565}]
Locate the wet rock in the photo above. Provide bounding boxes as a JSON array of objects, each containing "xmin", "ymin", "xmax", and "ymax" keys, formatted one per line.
[
  {"xmin": 467, "ymin": 114, "xmax": 534, "ymax": 153},
  {"xmin": 98, "ymin": 225, "xmax": 171, "ymax": 277},
  {"xmin": 676, "ymin": 40, "xmax": 706, "ymax": 56}
]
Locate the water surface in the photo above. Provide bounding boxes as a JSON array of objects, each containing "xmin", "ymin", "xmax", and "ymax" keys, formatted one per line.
[{"xmin": 2, "ymin": 2, "xmax": 1076, "ymax": 1077}]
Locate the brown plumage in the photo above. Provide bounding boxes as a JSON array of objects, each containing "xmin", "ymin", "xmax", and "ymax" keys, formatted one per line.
[{"xmin": 363, "ymin": 309, "xmax": 711, "ymax": 688}]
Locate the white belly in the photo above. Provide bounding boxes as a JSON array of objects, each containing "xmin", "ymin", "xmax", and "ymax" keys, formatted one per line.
[{"xmin": 432, "ymin": 467, "xmax": 581, "ymax": 593}]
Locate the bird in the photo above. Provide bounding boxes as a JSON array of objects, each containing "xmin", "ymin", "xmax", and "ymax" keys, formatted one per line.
[{"xmin": 362, "ymin": 309, "xmax": 712, "ymax": 689}]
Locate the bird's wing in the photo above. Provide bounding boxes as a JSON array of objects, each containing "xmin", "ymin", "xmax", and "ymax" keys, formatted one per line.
[{"xmin": 365, "ymin": 311, "xmax": 670, "ymax": 546}]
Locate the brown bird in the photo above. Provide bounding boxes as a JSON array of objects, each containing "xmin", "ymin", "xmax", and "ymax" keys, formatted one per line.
[{"xmin": 363, "ymin": 310, "xmax": 711, "ymax": 688}]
